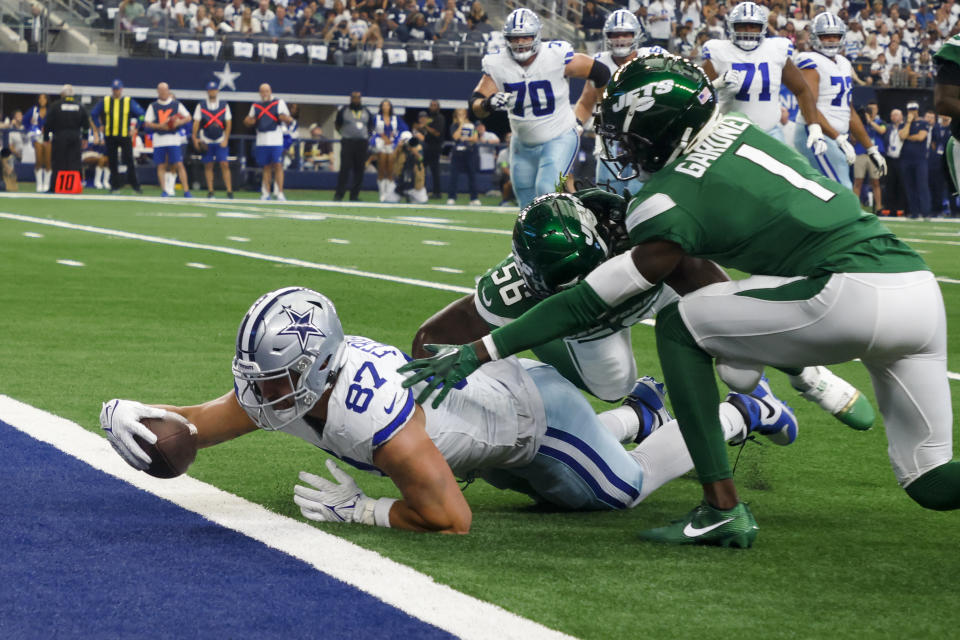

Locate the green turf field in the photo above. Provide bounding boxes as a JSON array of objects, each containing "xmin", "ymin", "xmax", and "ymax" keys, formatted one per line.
[{"xmin": 1, "ymin": 192, "xmax": 958, "ymax": 639}]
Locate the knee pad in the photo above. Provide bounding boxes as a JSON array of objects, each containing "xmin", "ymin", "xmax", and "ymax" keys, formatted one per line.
[{"xmin": 716, "ymin": 358, "xmax": 764, "ymax": 393}]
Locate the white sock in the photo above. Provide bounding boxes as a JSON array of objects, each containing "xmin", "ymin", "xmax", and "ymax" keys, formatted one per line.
[
  {"xmin": 35, "ymin": 168, "xmax": 42, "ymax": 191},
  {"xmin": 94, "ymin": 167, "xmax": 104, "ymax": 188},
  {"xmin": 788, "ymin": 366, "xmax": 820, "ymax": 392},
  {"xmin": 628, "ymin": 402, "xmax": 746, "ymax": 503},
  {"xmin": 597, "ymin": 406, "xmax": 641, "ymax": 444},
  {"xmin": 166, "ymin": 173, "xmax": 176, "ymax": 194},
  {"xmin": 41, "ymin": 169, "xmax": 51, "ymax": 191},
  {"xmin": 103, "ymin": 168, "xmax": 111, "ymax": 187},
  {"xmin": 262, "ymin": 185, "xmax": 270, "ymax": 197}
]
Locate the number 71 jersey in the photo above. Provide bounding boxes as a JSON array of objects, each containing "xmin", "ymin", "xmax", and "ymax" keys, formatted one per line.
[
  {"xmin": 701, "ymin": 37, "xmax": 793, "ymax": 132},
  {"xmin": 482, "ymin": 40, "xmax": 577, "ymax": 145}
]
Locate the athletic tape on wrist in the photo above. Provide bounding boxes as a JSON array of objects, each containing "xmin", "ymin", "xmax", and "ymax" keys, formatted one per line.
[{"xmin": 481, "ymin": 334, "xmax": 500, "ymax": 361}]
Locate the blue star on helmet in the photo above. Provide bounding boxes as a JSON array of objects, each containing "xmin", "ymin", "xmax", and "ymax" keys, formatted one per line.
[{"xmin": 278, "ymin": 306, "xmax": 325, "ymax": 350}]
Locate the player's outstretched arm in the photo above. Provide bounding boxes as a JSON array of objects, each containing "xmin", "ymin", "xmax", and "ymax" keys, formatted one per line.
[
  {"xmin": 412, "ymin": 294, "xmax": 490, "ymax": 359},
  {"xmin": 470, "ymin": 74, "xmax": 500, "ymax": 120},
  {"xmin": 564, "ymin": 53, "xmax": 612, "ymax": 88},
  {"xmin": 157, "ymin": 390, "xmax": 258, "ymax": 448}
]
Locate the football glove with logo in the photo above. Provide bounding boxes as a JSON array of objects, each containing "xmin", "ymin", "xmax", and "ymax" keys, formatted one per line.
[
  {"xmin": 836, "ymin": 134, "xmax": 857, "ymax": 164},
  {"xmin": 99, "ymin": 399, "xmax": 167, "ymax": 470},
  {"xmin": 805, "ymin": 123, "xmax": 828, "ymax": 156},
  {"xmin": 866, "ymin": 145, "xmax": 887, "ymax": 177},
  {"xmin": 294, "ymin": 459, "xmax": 396, "ymax": 526},
  {"xmin": 484, "ymin": 92, "xmax": 511, "ymax": 112},
  {"xmin": 398, "ymin": 343, "xmax": 482, "ymax": 408}
]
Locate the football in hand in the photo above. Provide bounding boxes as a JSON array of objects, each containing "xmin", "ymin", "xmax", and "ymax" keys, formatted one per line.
[
  {"xmin": 166, "ymin": 115, "xmax": 187, "ymax": 131},
  {"xmin": 135, "ymin": 415, "xmax": 198, "ymax": 478}
]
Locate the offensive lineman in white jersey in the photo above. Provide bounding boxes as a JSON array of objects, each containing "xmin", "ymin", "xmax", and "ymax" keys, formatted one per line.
[
  {"xmin": 99, "ymin": 287, "xmax": 794, "ymax": 533},
  {"xmin": 470, "ymin": 8, "xmax": 612, "ymax": 207},
  {"xmin": 793, "ymin": 12, "xmax": 886, "ymax": 189},
  {"xmin": 701, "ymin": 2, "xmax": 823, "ymax": 148},
  {"xmin": 573, "ymin": 9, "xmax": 665, "ymax": 196}
]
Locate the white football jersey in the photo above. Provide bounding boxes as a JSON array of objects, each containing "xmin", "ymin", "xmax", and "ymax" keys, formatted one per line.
[
  {"xmin": 482, "ymin": 40, "xmax": 578, "ymax": 146},
  {"xmin": 238, "ymin": 335, "xmax": 547, "ymax": 479},
  {"xmin": 701, "ymin": 37, "xmax": 793, "ymax": 131},
  {"xmin": 593, "ymin": 45, "xmax": 666, "ymax": 77},
  {"xmin": 794, "ymin": 51, "xmax": 853, "ymax": 135}
]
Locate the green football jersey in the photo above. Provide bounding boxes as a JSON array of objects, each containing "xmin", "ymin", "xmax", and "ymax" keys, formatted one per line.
[
  {"xmin": 626, "ymin": 114, "xmax": 927, "ymax": 277},
  {"xmin": 475, "ymin": 254, "xmax": 668, "ymax": 340},
  {"xmin": 935, "ymin": 34, "xmax": 960, "ymax": 68}
]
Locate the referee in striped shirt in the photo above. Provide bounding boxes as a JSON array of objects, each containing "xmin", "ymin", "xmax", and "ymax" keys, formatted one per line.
[{"xmin": 90, "ymin": 79, "xmax": 145, "ymax": 193}]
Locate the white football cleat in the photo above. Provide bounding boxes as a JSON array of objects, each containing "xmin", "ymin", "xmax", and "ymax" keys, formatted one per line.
[{"xmin": 789, "ymin": 366, "xmax": 875, "ymax": 430}]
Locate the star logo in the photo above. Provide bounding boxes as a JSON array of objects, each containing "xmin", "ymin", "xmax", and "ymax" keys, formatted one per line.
[
  {"xmin": 278, "ymin": 306, "xmax": 325, "ymax": 350},
  {"xmin": 213, "ymin": 62, "xmax": 241, "ymax": 91}
]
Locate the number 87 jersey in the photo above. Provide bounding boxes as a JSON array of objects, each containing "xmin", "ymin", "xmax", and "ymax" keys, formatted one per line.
[
  {"xmin": 482, "ymin": 40, "xmax": 578, "ymax": 145},
  {"xmin": 701, "ymin": 37, "xmax": 794, "ymax": 133}
]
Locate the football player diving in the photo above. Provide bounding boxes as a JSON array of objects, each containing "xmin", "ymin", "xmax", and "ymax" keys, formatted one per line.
[
  {"xmin": 399, "ymin": 54, "xmax": 960, "ymax": 548},
  {"xmin": 100, "ymin": 286, "xmax": 795, "ymax": 534},
  {"xmin": 470, "ymin": 8, "xmax": 612, "ymax": 208}
]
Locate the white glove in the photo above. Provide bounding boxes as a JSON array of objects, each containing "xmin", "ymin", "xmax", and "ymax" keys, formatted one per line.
[
  {"xmin": 294, "ymin": 459, "xmax": 396, "ymax": 527},
  {"xmin": 866, "ymin": 145, "xmax": 887, "ymax": 177},
  {"xmin": 99, "ymin": 399, "xmax": 166, "ymax": 470},
  {"xmin": 484, "ymin": 92, "xmax": 511, "ymax": 112},
  {"xmin": 717, "ymin": 69, "xmax": 744, "ymax": 99},
  {"xmin": 836, "ymin": 134, "xmax": 857, "ymax": 165},
  {"xmin": 806, "ymin": 123, "xmax": 828, "ymax": 156}
]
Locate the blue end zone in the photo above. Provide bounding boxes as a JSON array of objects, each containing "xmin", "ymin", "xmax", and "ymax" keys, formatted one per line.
[{"xmin": 0, "ymin": 420, "xmax": 453, "ymax": 639}]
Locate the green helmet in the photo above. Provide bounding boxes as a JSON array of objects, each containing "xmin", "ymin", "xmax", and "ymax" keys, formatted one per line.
[
  {"xmin": 512, "ymin": 193, "xmax": 610, "ymax": 299},
  {"xmin": 597, "ymin": 53, "xmax": 718, "ymax": 177}
]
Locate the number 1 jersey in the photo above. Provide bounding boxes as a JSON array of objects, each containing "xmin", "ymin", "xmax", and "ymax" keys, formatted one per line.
[{"xmin": 482, "ymin": 41, "xmax": 577, "ymax": 145}]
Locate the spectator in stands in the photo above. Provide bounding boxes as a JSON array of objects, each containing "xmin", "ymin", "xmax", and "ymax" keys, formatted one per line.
[
  {"xmin": 845, "ymin": 19, "xmax": 864, "ymax": 57},
  {"xmin": 447, "ymin": 107, "xmax": 479, "ymax": 206},
  {"xmin": 243, "ymin": 83, "xmax": 293, "ymax": 201},
  {"xmin": 349, "ymin": 8, "xmax": 370, "ymax": 40},
  {"xmin": 435, "ymin": 6, "xmax": 466, "ymax": 40},
  {"xmin": 190, "ymin": 6, "xmax": 211, "ymax": 33},
  {"xmin": 912, "ymin": 49, "xmax": 935, "ymax": 88},
  {"xmin": 296, "ymin": 5, "xmax": 322, "ymax": 38},
  {"xmin": 146, "ymin": 0, "xmax": 175, "ymax": 27},
  {"xmin": 418, "ymin": 100, "xmax": 445, "ymax": 200},
  {"xmin": 334, "ymin": 91, "xmax": 373, "ymax": 202},
  {"xmin": 174, "ymin": 0, "xmax": 198, "ymax": 28},
  {"xmin": 581, "ymin": 1, "xmax": 606, "ymax": 55},
  {"xmin": 468, "ymin": 1, "xmax": 488, "ymax": 28},
  {"xmin": 398, "ymin": 12, "xmax": 435, "ymax": 42},
  {"xmin": 673, "ymin": 22, "xmax": 696, "ymax": 57},
  {"xmin": 325, "ymin": 16, "xmax": 358, "ymax": 65},
  {"xmin": 682, "ymin": 0, "xmax": 703, "ymax": 30},
  {"xmin": 266, "ymin": 5, "xmax": 296, "ymax": 38},
  {"xmin": 237, "ymin": 7, "xmax": 262, "ymax": 34},
  {"xmin": 853, "ymin": 101, "xmax": 886, "ymax": 214},
  {"xmin": 870, "ymin": 52, "xmax": 891, "ymax": 86},
  {"xmin": 371, "ymin": 99, "xmax": 406, "ymax": 202},
  {"xmin": 211, "ymin": 6, "xmax": 234, "ymax": 33},
  {"xmin": 645, "ymin": 0, "xmax": 675, "ymax": 49},
  {"xmin": 252, "ymin": 0, "xmax": 275, "ymax": 30},
  {"xmin": 422, "ymin": 0, "xmax": 442, "ymax": 28},
  {"xmin": 26, "ymin": 5, "xmax": 46, "ymax": 53},
  {"xmin": 899, "ymin": 101, "xmax": 931, "ymax": 219},
  {"xmin": 861, "ymin": 33, "xmax": 882, "ymax": 60},
  {"xmin": 929, "ymin": 112, "xmax": 951, "ymax": 217},
  {"xmin": 223, "ymin": 0, "xmax": 244, "ymax": 24},
  {"xmin": 117, "ymin": 0, "xmax": 146, "ymax": 31}
]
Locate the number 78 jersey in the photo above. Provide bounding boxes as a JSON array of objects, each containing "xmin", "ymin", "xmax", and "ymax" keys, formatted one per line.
[
  {"xmin": 482, "ymin": 40, "xmax": 578, "ymax": 145},
  {"xmin": 701, "ymin": 37, "xmax": 793, "ymax": 132},
  {"xmin": 793, "ymin": 51, "xmax": 853, "ymax": 135}
]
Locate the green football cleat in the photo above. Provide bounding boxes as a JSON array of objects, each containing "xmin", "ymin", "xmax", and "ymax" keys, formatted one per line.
[
  {"xmin": 789, "ymin": 366, "xmax": 875, "ymax": 430},
  {"xmin": 638, "ymin": 501, "xmax": 759, "ymax": 548}
]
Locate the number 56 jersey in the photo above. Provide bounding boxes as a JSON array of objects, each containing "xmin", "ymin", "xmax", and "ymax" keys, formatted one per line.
[
  {"xmin": 274, "ymin": 335, "xmax": 547, "ymax": 479},
  {"xmin": 482, "ymin": 40, "xmax": 577, "ymax": 145},
  {"xmin": 701, "ymin": 37, "xmax": 793, "ymax": 132}
]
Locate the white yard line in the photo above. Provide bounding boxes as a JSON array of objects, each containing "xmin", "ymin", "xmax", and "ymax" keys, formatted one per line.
[
  {"xmin": 0, "ymin": 396, "xmax": 574, "ymax": 640},
  {"xmin": 0, "ymin": 213, "xmax": 473, "ymax": 295}
]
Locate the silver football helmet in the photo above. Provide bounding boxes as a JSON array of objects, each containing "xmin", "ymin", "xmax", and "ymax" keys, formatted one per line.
[
  {"xmin": 604, "ymin": 9, "xmax": 643, "ymax": 59},
  {"xmin": 810, "ymin": 11, "xmax": 846, "ymax": 58},
  {"xmin": 232, "ymin": 287, "xmax": 346, "ymax": 431},
  {"xmin": 503, "ymin": 8, "xmax": 542, "ymax": 62},
  {"xmin": 727, "ymin": 2, "xmax": 768, "ymax": 51}
]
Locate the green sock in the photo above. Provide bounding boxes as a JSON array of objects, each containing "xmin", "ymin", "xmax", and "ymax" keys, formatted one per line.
[
  {"xmin": 905, "ymin": 462, "xmax": 960, "ymax": 510},
  {"xmin": 655, "ymin": 302, "xmax": 731, "ymax": 484}
]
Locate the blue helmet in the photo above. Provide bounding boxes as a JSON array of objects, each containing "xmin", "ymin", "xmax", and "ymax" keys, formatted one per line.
[
  {"xmin": 727, "ymin": 2, "xmax": 768, "ymax": 51},
  {"xmin": 811, "ymin": 12, "xmax": 847, "ymax": 57},
  {"xmin": 232, "ymin": 287, "xmax": 346, "ymax": 431},
  {"xmin": 503, "ymin": 8, "xmax": 542, "ymax": 62},
  {"xmin": 604, "ymin": 9, "xmax": 644, "ymax": 59}
]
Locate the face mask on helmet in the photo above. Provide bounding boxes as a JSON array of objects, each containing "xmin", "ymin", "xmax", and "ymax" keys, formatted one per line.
[
  {"xmin": 232, "ymin": 287, "xmax": 346, "ymax": 431},
  {"xmin": 811, "ymin": 12, "xmax": 846, "ymax": 57},
  {"xmin": 598, "ymin": 54, "xmax": 718, "ymax": 176},
  {"xmin": 503, "ymin": 8, "xmax": 542, "ymax": 62},
  {"xmin": 511, "ymin": 193, "xmax": 610, "ymax": 299},
  {"xmin": 727, "ymin": 2, "xmax": 768, "ymax": 51},
  {"xmin": 604, "ymin": 9, "xmax": 643, "ymax": 59}
]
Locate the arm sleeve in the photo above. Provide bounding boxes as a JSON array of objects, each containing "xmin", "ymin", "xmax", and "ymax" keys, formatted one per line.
[
  {"xmin": 90, "ymin": 100, "xmax": 103, "ymax": 126},
  {"xmin": 130, "ymin": 100, "xmax": 145, "ymax": 118},
  {"xmin": 334, "ymin": 107, "xmax": 344, "ymax": 132},
  {"xmin": 490, "ymin": 282, "xmax": 612, "ymax": 358}
]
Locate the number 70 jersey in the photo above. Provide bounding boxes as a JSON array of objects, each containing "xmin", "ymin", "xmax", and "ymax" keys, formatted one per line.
[
  {"xmin": 701, "ymin": 37, "xmax": 794, "ymax": 132},
  {"xmin": 482, "ymin": 40, "xmax": 578, "ymax": 145}
]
